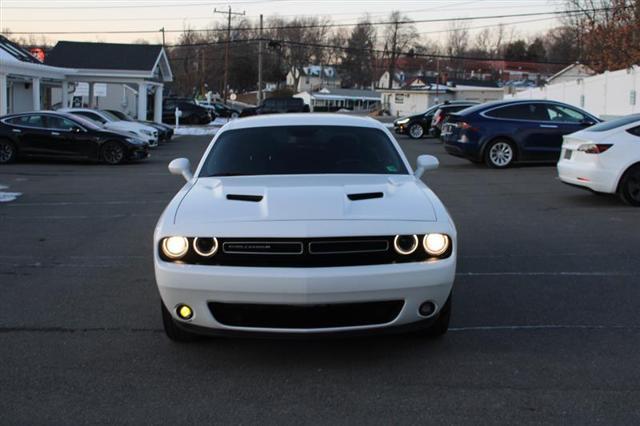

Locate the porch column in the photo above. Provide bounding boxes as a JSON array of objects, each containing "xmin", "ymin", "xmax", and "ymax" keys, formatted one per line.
[
  {"xmin": 61, "ymin": 81, "xmax": 70, "ymax": 109},
  {"xmin": 0, "ymin": 74, "xmax": 7, "ymax": 116},
  {"xmin": 137, "ymin": 82, "xmax": 147, "ymax": 121},
  {"xmin": 153, "ymin": 84, "xmax": 163, "ymax": 124},
  {"xmin": 32, "ymin": 77, "xmax": 41, "ymax": 111},
  {"xmin": 88, "ymin": 82, "xmax": 95, "ymax": 108}
]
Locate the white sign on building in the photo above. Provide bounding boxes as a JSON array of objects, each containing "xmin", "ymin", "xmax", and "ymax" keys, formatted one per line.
[{"xmin": 73, "ymin": 82, "xmax": 107, "ymax": 97}]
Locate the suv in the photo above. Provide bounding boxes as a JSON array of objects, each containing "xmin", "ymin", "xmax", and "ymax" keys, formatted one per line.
[
  {"xmin": 240, "ymin": 97, "xmax": 310, "ymax": 117},
  {"xmin": 429, "ymin": 101, "xmax": 479, "ymax": 138},
  {"xmin": 441, "ymin": 99, "xmax": 600, "ymax": 168}
]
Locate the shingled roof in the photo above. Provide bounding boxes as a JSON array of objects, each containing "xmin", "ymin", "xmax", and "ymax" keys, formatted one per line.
[{"xmin": 45, "ymin": 41, "xmax": 163, "ymax": 71}]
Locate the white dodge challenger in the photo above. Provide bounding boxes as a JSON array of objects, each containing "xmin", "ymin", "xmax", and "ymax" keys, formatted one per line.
[{"xmin": 154, "ymin": 114, "xmax": 457, "ymax": 341}]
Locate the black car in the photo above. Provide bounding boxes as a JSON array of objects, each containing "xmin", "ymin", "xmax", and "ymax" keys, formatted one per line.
[
  {"xmin": 0, "ymin": 111, "xmax": 149, "ymax": 165},
  {"xmin": 429, "ymin": 101, "xmax": 479, "ymax": 138},
  {"xmin": 441, "ymin": 99, "xmax": 600, "ymax": 168},
  {"xmin": 162, "ymin": 99, "xmax": 212, "ymax": 125},
  {"xmin": 200, "ymin": 102, "xmax": 241, "ymax": 118},
  {"xmin": 104, "ymin": 109, "xmax": 174, "ymax": 142},
  {"xmin": 240, "ymin": 97, "xmax": 310, "ymax": 117},
  {"xmin": 393, "ymin": 101, "xmax": 479, "ymax": 139}
]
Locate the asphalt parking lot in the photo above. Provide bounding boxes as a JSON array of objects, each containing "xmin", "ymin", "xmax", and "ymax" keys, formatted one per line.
[{"xmin": 1, "ymin": 132, "xmax": 639, "ymax": 424}]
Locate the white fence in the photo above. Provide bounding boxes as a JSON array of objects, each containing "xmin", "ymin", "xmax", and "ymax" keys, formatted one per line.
[{"xmin": 506, "ymin": 66, "xmax": 640, "ymax": 119}]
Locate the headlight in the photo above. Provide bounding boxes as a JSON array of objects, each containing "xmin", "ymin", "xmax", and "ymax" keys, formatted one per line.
[
  {"xmin": 396, "ymin": 118, "xmax": 410, "ymax": 125},
  {"xmin": 193, "ymin": 237, "xmax": 219, "ymax": 257},
  {"xmin": 393, "ymin": 235, "xmax": 419, "ymax": 255},
  {"xmin": 423, "ymin": 233, "xmax": 450, "ymax": 256},
  {"xmin": 141, "ymin": 129, "xmax": 153, "ymax": 136},
  {"xmin": 161, "ymin": 236, "xmax": 189, "ymax": 259}
]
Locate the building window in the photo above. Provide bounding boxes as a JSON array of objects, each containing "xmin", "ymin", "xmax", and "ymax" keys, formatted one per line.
[{"xmin": 395, "ymin": 94, "xmax": 404, "ymax": 104}]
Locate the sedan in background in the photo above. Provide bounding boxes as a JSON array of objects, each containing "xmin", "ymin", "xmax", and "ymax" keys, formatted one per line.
[
  {"xmin": 104, "ymin": 109, "xmax": 174, "ymax": 143},
  {"xmin": 155, "ymin": 114, "xmax": 456, "ymax": 342},
  {"xmin": 0, "ymin": 111, "xmax": 149, "ymax": 165},
  {"xmin": 59, "ymin": 108, "xmax": 160, "ymax": 147},
  {"xmin": 429, "ymin": 101, "xmax": 479, "ymax": 138},
  {"xmin": 197, "ymin": 101, "xmax": 241, "ymax": 118},
  {"xmin": 393, "ymin": 104, "xmax": 441, "ymax": 139},
  {"xmin": 162, "ymin": 100, "xmax": 213, "ymax": 125},
  {"xmin": 558, "ymin": 114, "xmax": 640, "ymax": 206},
  {"xmin": 442, "ymin": 100, "xmax": 600, "ymax": 168}
]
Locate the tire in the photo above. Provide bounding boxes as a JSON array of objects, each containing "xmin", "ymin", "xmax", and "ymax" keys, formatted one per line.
[
  {"xmin": 408, "ymin": 123, "xmax": 425, "ymax": 139},
  {"xmin": 230, "ymin": 112, "xmax": 239, "ymax": 119},
  {"xmin": 0, "ymin": 140, "xmax": 17, "ymax": 164},
  {"xmin": 414, "ymin": 295, "xmax": 452, "ymax": 338},
  {"xmin": 484, "ymin": 139, "xmax": 516, "ymax": 168},
  {"xmin": 161, "ymin": 302, "xmax": 200, "ymax": 342},
  {"xmin": 619, "ymin": 165, "xmax": 640, "ymax": 206},
  {"xmin": 100, "ymin": 141, "xmax": 126, "ymax": 165}
]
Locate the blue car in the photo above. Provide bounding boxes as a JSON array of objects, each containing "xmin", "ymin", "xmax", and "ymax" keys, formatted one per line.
[{"xmin": 441, "ymin": 100, "xmax": 601, "ymax": 168}]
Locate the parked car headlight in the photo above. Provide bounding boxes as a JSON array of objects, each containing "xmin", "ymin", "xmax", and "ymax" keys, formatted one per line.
[
  {"xmin": 423, "ymin": 233, "xmax": 450, "ymax": 256},
  {"xmin": 161, "ymin": 236, "xmax": 189, "ymax": 259},
  {"xmin": 141, "ymin": 129, "xmax": 153, "ymax": 136},
  {"xmin": 393, "ymin": 235, "xmax": 419, "ymax": 255},
  {"xmin": 396, "ymin": 118, "xmax": 410, "ymax": 125}
]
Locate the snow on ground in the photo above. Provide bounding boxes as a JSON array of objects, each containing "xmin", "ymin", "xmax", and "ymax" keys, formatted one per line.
[
  {"xmin": 173, "ymin": 127, "xmax": 221, "ymax": 136},
  {"xmin": 0, "ymin": 184, "xmax": 22, "ymax": 203}
]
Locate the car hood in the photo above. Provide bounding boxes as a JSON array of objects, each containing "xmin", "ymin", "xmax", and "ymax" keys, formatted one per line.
[
  {"xmin": 174, "ymin": 175, "xmax": 437, "ymax": 224},
  {"xmin": 104, "ymin": 121, "xmax": 150, "ymax": 133}
]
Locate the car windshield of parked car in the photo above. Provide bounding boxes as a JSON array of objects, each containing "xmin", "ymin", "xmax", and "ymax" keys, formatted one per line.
[
  {"xmin": 100, "ymin": 110, "xmax": 123, "ymax": 121},
  {"xmin": 200, "ymin": 126, "xmax": 408, "ymax": 177},
  {"xmin": 587, "ymin": 114, "xmax": 640, "ymax": 132},
  {"xmin": 68, "ymin": 115, "xmax": 103, "ymax": 131}
]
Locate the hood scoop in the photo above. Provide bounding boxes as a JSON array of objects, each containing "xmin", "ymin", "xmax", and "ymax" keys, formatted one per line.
[
  {"xmin": 226, "ymin": 194, "xmax": 263, "ymax": 202},
  {"xmin": 347, "ymin": 192, "xmax": 384, "ymax": 201}
]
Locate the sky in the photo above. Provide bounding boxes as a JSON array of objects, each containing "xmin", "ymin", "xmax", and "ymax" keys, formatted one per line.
[{"xmin": 0, "ymin": 0, "xmax": 567, "ymax": 46}]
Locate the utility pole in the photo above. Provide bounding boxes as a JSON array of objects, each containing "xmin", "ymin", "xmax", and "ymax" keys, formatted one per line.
[
  {"xmin": 257, "ymin": 14, "xmax": 263, "ymax": 104},
  {"xmin": 214, "ymin": 6, "xmax": 245, "ymax": 104},
  {"xmin": 159, "ymin": 27, "xmax": 165, "ymax": 47}
]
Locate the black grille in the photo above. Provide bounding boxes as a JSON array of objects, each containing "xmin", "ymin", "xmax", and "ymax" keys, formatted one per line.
[{"xmin": 208, "ymin": 300, "xmax": 404, "ymax": 329}]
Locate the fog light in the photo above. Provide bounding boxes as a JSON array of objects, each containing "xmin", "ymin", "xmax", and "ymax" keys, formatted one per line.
[
  {"xmin": 176, "ymin": 304, "xmax": 193, "ymax": 320},
  {"xmin": 419, "ymin": 301, "xmax": 436, "ymax": 317}
]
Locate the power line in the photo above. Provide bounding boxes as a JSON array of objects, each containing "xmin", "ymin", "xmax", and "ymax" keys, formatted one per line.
[{"xmin": 2, "ymin": 6, "xmax": 624, "ymax": 35}]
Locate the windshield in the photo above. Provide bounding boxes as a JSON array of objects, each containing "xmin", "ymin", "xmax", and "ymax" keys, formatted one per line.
[
  {"xmin": 68, "ymin": 115, "xmax": 102, "ymax": 130},
  {"xmin": 105, "ymin": 110, "xmax": 132, "ymax": 121},
  {"xmin": 587, "ymin": 114, "xmax": 640, "ymax": 132},
  {"xmin": 101, "ymin": 110, "xmax": 122, "ymax": 121},
  {"xmin": 199, "ymin": 125, "xmax": 408, "ymax": 177}
]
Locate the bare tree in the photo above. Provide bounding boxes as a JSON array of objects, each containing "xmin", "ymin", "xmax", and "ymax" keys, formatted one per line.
[{"xmin": 382, "ymin": 11, "xmax": 418, "ymax": 89}]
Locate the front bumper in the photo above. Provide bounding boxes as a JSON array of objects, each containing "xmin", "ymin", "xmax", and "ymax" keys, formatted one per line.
[
  {"xmin": 155, "ymin": 256, "xmax": 456, "ymax": 335},
  {"xmin": 557, "ymin": 159, "xmax": 618, "ymax": 193}
]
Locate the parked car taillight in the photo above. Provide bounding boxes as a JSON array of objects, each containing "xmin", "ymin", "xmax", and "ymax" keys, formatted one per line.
[
  {"xmin": 577, "ymin": 144, "xmax": 613, "ymax": 154},
  {"xmin": 457, "ymin": 121, "xmax": 475, "ymax": 131}
]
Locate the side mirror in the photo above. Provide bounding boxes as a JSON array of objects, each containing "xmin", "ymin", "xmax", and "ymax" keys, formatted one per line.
[
  {"xmin": 580, "ymin": 119, "xmax": 595, "ymax": 126},
  {"xmin": 168, "ymin": 158, "xmax": 193, "ymax": 182},
  {"xmin": 414, "ymin": 155, "xmax": 439, "ymax": 179}
]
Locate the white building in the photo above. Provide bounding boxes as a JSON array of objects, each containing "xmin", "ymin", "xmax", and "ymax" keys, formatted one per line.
[
  {"xmin": 507, "ymin": 66, "xmax": 640, "ymax": 119},
  {"xmin": 294, "ymin": 88, "xmax": 381, "ymax": 112},
  {"xmin": 0, "ymin": 36, "xmax": 173, "ymax": 123},
  {"xmin": 380, "ymin": 82, "xmax": 504, "ymax": 117},
  {"xmin": 546, "ymin": 63, "xmax": 596, "ymax": 85},
  {"xmin": 0, "ymin": 35, "xmax": 76, "ymax": 116},
  {"xmin": 286, "ymin": 65, "xmax": 341, "ymax": 93}
]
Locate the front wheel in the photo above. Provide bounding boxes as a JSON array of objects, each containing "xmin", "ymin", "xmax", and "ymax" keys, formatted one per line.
[
  {"xmin": 408, "ymin": 123, "xmax": 424, "ymax": 139},
  {"xmin": 485, "ymin": 139, "xmax": 515, "ymax": 168},
  {"xmin": 619, "ymin": 165, "xmax": 640, "ymax": 206},
  {"xmin": 100, "ymin": 141, "xmax": 126, "ymax": 165},
  {"xmin": 161, "ymin": 302, "xmax": 200, "ymax": 342},
  {"xmin": 0, "ymin": 140, "xmax": 17, "ymax": 164},
  {"xmin": 230, "ymin": 112, "xmax": 239, "ymax": 119}
]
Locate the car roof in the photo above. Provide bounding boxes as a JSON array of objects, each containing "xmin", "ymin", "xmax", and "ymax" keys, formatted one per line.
[
  {"xmin": 1, "ymin": 110, "xmax": 83, "ymax": 121},
  {"xmin": 223, "ymin": 113, "xmax": 384, "ymax": 131},
  {"xmin": 453, "ymin": 98, "xmax": 594, "ymax": 116}
]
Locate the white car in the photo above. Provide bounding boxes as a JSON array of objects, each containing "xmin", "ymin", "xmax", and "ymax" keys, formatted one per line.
[
  {"xmin": 154, "ymin": 114, "xmax": 457, "ymax": 341},
  {"xmin": 558, "ymin": 114, "xmax": 640, "ymax": 206},
  {"xmin": 59, "ymin": 108, "xmax": 159, "ymax": 147}
]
